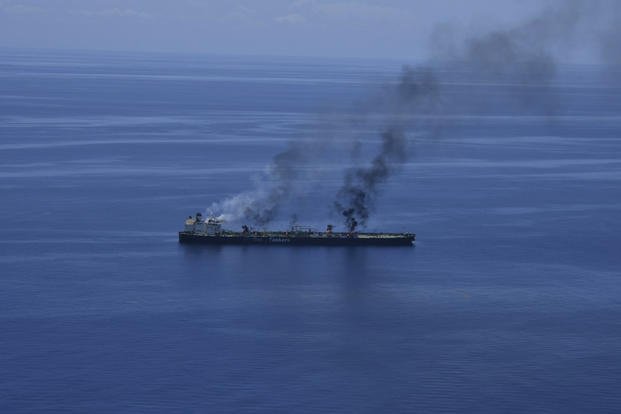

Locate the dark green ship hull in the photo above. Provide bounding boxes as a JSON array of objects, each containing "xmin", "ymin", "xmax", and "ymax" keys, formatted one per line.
[{"xmin": 178, "ymin": 231, "xmax": 415, "ymax": 247}]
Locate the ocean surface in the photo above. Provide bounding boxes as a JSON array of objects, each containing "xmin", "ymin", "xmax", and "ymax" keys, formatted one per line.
[{"xmin": 1, "ymin": 49, "xmax": 620, "ymax": 413}]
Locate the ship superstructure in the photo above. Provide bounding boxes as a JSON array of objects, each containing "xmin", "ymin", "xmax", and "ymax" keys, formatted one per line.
[{"xmin": 179, "ymin": 213, "xmax": 415, "ymax": 246}]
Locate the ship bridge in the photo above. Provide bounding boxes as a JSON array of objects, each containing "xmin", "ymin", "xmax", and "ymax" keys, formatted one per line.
[{"xmin": 184, "ymin": 213, "xmax": 222, "ymax": 235}]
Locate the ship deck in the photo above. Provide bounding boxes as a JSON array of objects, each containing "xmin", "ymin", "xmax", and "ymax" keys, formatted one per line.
[
  {"xmin": 179, "ymin": 231, "xmax": 415, "ymax": 246},
  {"xmin": 218, "ymin": 231, "xmax": 413, "ymax": 239}
]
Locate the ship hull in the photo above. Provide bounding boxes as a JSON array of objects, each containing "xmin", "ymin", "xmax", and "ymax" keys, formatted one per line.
[{"xmin": 178, "ymin": 232, "xmax": 414, "ymax": 247}]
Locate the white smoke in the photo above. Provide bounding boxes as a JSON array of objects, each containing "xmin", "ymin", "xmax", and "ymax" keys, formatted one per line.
[{"xmin": 207, "ymin": 190, "xmax": 264, "ymax": 222}]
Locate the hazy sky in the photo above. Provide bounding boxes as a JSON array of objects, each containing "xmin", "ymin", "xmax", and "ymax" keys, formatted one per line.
[{"xmin": 0, "ymin": 0, "xmax": 584, "ymax": 59}]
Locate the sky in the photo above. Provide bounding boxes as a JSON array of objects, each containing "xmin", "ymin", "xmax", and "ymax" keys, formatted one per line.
[{"xmin": 0, "ymin": 0, "xmax": 596, "ymax": 60}]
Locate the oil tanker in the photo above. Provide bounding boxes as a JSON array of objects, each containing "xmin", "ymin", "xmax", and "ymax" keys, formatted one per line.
[{"xmin": 179, "ymin": 213, "xmax": 415, "ymax": 247}]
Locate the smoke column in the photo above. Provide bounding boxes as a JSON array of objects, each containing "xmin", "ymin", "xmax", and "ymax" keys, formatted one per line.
[
  {"xmin": 207, "ymin": 140, "xmax": 319, "ymax": 225},
  {"xmin": 209, "ymin": 0, "xmax": 620, "ymax": 230},
  {"xmin": 334, "ymin": 68, "xmax": 438, "ymax": 232},
  {"xmin": 332, "ymin": 0, "xmax": 619, "ymax": 231}
]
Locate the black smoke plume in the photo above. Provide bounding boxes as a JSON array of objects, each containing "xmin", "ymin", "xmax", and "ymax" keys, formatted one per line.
[
  {"xmin": 334, "ymin": 67, "xmax": 438, "ymax": 231},
  {"xmin": 334, "ymin": 128, "xmax": 409, "ymax": 232},
  {"xmin": 332, "ymin": 0, "xmax": 616, "ymax": 231}
]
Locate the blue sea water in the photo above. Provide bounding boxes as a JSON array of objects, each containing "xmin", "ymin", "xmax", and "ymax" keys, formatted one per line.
[{"xmin": 1, "ymin": 49, "xmax": 621, "ymax": 413}]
